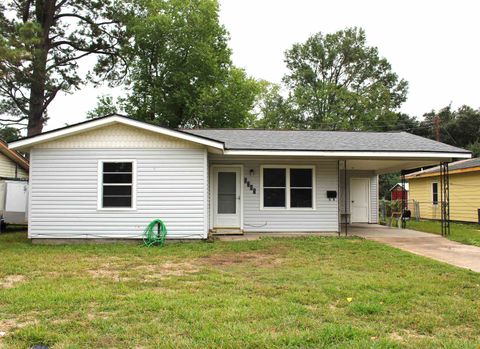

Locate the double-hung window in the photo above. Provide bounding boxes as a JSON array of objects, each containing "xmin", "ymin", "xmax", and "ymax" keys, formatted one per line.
[
  {"xmin": 263, "ymin": 168, "xmax": 287, "ymax": 208},
  {"xmin": 262, "ymin": 166, "xmax": 315, "ymax": 209},
  {"xmin": 99, "ymin": 161, "xmax": 135, "ymax": 209},
  {"xmin": 432, "ymin": 182, "xmax": 438, "ymax": 205},
  {"xmin": 290, "ymin": 168, "xmax": 313, "ymax": 208}
]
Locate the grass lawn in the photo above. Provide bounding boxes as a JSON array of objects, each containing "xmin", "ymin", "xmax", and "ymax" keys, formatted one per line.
[
  {"xmin": 1, "ymin": 231, "xmax": 480, "ymax": 348},
  {"xmin": 405, "ymin": 220, "xmax": 480, "ymax": 247}
]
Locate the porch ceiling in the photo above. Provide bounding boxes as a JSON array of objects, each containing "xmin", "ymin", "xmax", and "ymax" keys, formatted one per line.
[{"xmin": 344, "ymin": 158, "xmax": 453, "ymax": 174}]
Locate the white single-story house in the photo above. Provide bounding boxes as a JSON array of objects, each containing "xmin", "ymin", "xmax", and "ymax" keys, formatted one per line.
[{"xmin": 9, "ymin": 114, "xmax": 471, "ymax": 241}]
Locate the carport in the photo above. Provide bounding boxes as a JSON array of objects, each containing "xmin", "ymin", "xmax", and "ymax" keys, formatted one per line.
[{"xmin": 339, "ymin": 157, "xmax": 463, "ymax": 236}]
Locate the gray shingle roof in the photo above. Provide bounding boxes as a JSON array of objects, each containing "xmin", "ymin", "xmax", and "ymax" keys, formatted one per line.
[
  {"xmin": 185, "ymin": 129, "xmax": 470, "ymax": 153},
  {"xmin": 408, "ymin": 157, "xmax": 480, "ymax": 177}
]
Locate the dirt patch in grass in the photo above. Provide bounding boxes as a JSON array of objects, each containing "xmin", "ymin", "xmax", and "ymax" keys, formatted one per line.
[
  {"xmin": 136, "ymin": 262, "xmax": 201, "ymax": 279},
  {"xmin": 389, "ymin": 330, "xmax": 433, "ymax": 342},
  {"xmin": 0, "ymin": 275, "xmax": 26, "ymax": 289},
  {"xmin": 199, "ymin": 251, "xmax": 284, "ymax": 268},
  {"xmin": 85, "ymin": 252, "xmax": 285, "ymax": 282},
  {"xmin": 86, "ymin": 260, "xmax": 202, "ymax": 282},
  {"xmin": 0, "ymin": 318, "xmax": 37, "ymax": 340},
  {"xmin": 86, "ymin": 311, "xmax": 112, "ymax": 321},
  {"xmin": 87, "ymin": 268, "xmax": 123, "ymax": 281},
  {"xmin": 389, "ymin": 332, "xmax": 404, "ymax": 342}
]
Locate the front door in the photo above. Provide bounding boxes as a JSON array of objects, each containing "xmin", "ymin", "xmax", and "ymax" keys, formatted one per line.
[
  {"xmin": 350, "ymin": 178, "xmax": 370, "ymax": 223},
  {"xmin": 213, "ymin": 167, "xmax": 241, "ymax": 228}
]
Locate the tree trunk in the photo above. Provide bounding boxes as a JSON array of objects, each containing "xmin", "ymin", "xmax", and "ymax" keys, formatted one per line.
[{"xmin": 27, "ymin": 0, "xmax": 55, "ymax": 137}]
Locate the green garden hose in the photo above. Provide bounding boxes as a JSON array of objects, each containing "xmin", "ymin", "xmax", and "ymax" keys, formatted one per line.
[{"xmin": 143, "ymin": 219, "xmax": 168, "ymax": 247}]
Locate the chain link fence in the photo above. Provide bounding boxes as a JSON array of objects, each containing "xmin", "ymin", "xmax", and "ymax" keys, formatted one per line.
[{"xmin": 379, "ymin": 199, "xmax": 421, "ymax": 227}]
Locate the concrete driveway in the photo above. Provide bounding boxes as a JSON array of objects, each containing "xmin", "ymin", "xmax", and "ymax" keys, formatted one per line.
[{"xmin": 350, "ymin": 224, "xmax": 480, "ymax": 273}]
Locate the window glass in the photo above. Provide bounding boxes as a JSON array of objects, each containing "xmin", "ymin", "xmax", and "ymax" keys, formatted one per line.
[
  {"xmin": 432, "ymin": 182, "xmax": 438, "ymax": 204},
  {"xmin": 291, "ymin": 188, "xmax": 313, "ymax": 208},
  {"xmin": 264, "ymin": 188, "xmax": 286, "ymax": 207},
  {"xmin": 290, "ymin": 168, "xmax": 313, "ymax": 208},
  {"xmin": 103, "ymin": 185, "xmax": 132, "ymax": 196},
  {"xmin": 263, "ymin": 168, "xmax": 286, "ymax": 207},
  {"xmin": 290, "ymin": 169, "xmax": 312, "ymax": 187},
  {"xmin": 263, "ymin": 168, "xmax": 286, "ymax": 187},
  {"xmin": 101, "ymin": 162, "xmax": 133, "ymax": 208},
  {"xmin": 103, "ymin": 173, "xmax": 132, "ymax": 184},
  {"xmin": 218, "ymin": 172, "xmax": 236, "ymax": 214},
  {"xmin": 103, "ymin": 196, "xmax": 132, "ymax": 208},
  {"xmin": 103, "ymin": 162, "xmax": 132, "ymax": 173}
]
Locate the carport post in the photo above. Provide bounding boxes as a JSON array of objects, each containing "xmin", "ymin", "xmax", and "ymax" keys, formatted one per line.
[
  {"xmin": 338, "ymin": 159, "xmax": 348, "ymax": 236},
  {"xmin": 344, "ymin": 160, "xmax": 348, "ymax": 236},
  {"xmin": 401, "ymin": 170, "xmax": 407, "ymax": 229},
  {"xmin": 439, "ymin": 162, "xmax": 450, "ymax": 236}
]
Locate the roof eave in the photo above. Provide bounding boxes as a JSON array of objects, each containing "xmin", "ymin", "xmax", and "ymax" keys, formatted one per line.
[
  {"xmin": 221, "ymin": 149, "xmax": 472, "ymax": 159},
  {"xmin": 407, "ymin": 166, "xmax": 480, "ymax": 179},
  {"xmin": 0, "ymin": 141, "xmax": 29, "ymax": 171}
]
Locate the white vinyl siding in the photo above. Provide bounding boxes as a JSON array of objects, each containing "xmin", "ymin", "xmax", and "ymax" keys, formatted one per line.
[
  {"xmin": 29, "ymin": 148, "xmax": 208, "ymax": 239},
  {"xmin": 209, "ymin": 155, "xmax": 338, "ymax": 232}
]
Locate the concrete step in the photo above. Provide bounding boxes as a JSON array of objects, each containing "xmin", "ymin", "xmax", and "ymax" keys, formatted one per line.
[{"xmin": 210, "ymin": 228, "xmax": 244, "ymax": 236}]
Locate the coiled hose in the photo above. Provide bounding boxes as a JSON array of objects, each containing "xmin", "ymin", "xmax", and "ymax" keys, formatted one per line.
[{"xmin": 143, "ymin": 219, "xmax": 167, "ymax": 247}]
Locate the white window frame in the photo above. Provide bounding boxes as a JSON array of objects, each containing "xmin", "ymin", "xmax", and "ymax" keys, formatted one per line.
[
  {"xmin": 431, "ymin": 181, "xmax": 439, "ymax": 206},
  {"xmin": 97, "ymin": 159, "xmax": 137, "ymax": 211},
  {"xmin": 260, "ymin": 165, "xmax": 316, "ymax": 210}
]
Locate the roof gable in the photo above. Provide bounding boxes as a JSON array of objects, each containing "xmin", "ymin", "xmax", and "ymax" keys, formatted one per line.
[
  {"xmin": 389, "ymin": 183, "xmax": 409, "ymax": 191},
  {"xmin": 9, "ymin": 115, "xmax": 224, "ymax": 151},
  {"xmin": 35, "ymin": 123, "xmax": 203, "ymax": 149}
]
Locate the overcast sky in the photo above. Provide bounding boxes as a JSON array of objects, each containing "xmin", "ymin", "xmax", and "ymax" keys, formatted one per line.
[{"xmin": 45, "ymin": 0, "xmax": 480, "ymax": 131}]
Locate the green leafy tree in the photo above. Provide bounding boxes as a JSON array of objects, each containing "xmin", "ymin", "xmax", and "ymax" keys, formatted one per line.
[
  {"xmin": 416, "ymin": 105, "xmax": 480, "ymax": 154},
  {"xmin": 258, "ymin": 27, "xmax": 408, "ymax": 130},
  {"xmin": 379, "ymin": 172, "xmax": 400, "ymax": 200},
  {"xmin": 87, "ymin": 95, "xmax": 119, "ymax": 119},
  {"xmin": 254, "ymin": 82, "xmax": 300, "ymax": 129},
  {"xmin": 191, "ymin": 67, "xmax": 262, "ymax": 128},
  {"xmin": 0, "ymin": 126, "xmax": 21, "ymax": 142},
  {"xmin": 90, "ymin": 0, "xmax": 261, "ymax": 128},
  {"xmin": 0, "ymin": 0, "xmax": 125, "ymax": 136},
  {"xmin": 444, "ymin": 105, "xmax": 480, "ymax": 149},
  {"xmin": 467, "ymin": 142, "xmax": 480, "ymax": 157},
  {"xmin": 416, "ymin": 105, "xmax": 455, "ymax": 141}
]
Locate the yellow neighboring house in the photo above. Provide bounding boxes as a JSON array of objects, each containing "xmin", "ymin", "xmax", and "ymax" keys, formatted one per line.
[{"xmin": 407, "ymin": 158, "xmax": 480, "ymax": 223}]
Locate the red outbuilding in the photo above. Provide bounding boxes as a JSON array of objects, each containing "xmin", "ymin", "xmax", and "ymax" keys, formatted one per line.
[{"xmin": 390, "ymin": 183, "xmax": 409, "ymax": 202}]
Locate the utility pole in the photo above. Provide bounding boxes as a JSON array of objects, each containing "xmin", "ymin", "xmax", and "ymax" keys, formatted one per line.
[{"xmin": 434, "ymin": 114, "xmax": 441, "ymax": 141}]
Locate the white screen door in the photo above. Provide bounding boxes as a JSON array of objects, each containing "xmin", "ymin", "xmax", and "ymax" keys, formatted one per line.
[
  {"xmin": 350, "ymin": 178, "xmax": 370, "ymax": 223},
  {"xmin": 213, "ymin": 167, "xmax": 241, "ymax": 228}
]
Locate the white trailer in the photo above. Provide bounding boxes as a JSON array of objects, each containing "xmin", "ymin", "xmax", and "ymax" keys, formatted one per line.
[{"xmin": 0, "ymin": 180, "xmax": 28, "ymax": 230}]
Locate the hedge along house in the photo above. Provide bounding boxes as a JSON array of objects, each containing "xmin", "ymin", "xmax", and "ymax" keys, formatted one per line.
[
  {"xmin": 407, "ymin": 158, "xmax": 480, "ymax": 223},
  {"xmin": 9, "ymin": 115, "xmax": 471, "ymax": 241}
]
